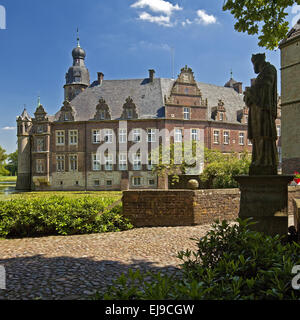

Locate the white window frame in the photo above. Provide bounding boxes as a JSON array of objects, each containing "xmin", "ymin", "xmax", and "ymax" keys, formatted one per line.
[
  {"xmin": 104, "ymin": 153, "xmax": 113, "ymax": 171},
  {"xmin": 56, "ymin": 130, "xmax": 65, "ymax": 146},
  {"xmin": 239, "ymin": 132, "xmax": 245, "ymax": 146},
  {"xmin": 92, "ymin": 153, "xmax": 101, "ymax": 171},
  {"xmin": 213, "ymin": 130, "xmax": 219, "ymax": 144},
  {"xmin": 119, "ymin": 128, "xmax": 127, "ymax": 143},
  {"xmin": 36, "ymin": 138, "xmax": 45, "ymax": 152},
  {"xmin": 277, "ymin": 125, "xmax": 281, "ymax": 137},
  {"xmin": 223, "ymin": 131, "xmax": 230, "ymax": 145},
  {"xmin": 147, "ymin": 128, "xmax": 156, "ymax": 142},
  {"xmin": 92, "ymin": 129, "xmax": 101, "ymax": 144},
  {"xmin": 36, "ymin": 159, "xmax": 45, "ymax": 173},
  {"xmin": 239, "ymin": 132, "xmax": 245, "ymax": 145},
  {"xmin": 133, "ymin": 129, "xmax": 141, "ymax": 142},
  {"xmin": 104, "ymin": 129, "xmax": 113, "ymax": 144},
  {"xmin": 69, "ymin": 154, "xmax": 78, "ymax": 172},
  {"xmin": 133, "ymin": 153, "xmax": 141, "ymax": 171},
  {"xmin": 174, "ymin": 128, "xmax": 183, "ymax": 143},
  {"xmin": 69, "ymin": 130, "xmax": 78, "ymax": 146},
  {"xmin": 183, "ymin": 107, "xmax": 190, "ymax": 120},
  {"xmin": 119, "ymin": 153, "xmax": 127, "ymax": 171},
  {"xmin": 191, "ymin": 129, "xmax": 198, "ymax": 141},
  {"xmin": 56, "ymin": 155, "xmax": 65, "ymax": 172}
]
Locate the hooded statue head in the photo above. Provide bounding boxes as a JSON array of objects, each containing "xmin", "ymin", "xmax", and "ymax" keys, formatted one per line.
[{"xmin": 251, "ymin": 53, "xmax": 266, "ymax": 74}]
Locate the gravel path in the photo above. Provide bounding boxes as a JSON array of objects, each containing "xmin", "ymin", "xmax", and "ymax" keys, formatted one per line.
[{"xmin": 0, "ymin": 224, "xmax": 214, "ymax": 300}]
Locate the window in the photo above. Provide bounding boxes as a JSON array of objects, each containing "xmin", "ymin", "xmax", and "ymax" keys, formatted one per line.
[
  {"xmin": 37, "ymin": 125, "xmax": 43, "ymax": 133},
  {"xmin": 100, "ymin": 111, "xmax": 105, "ymax": 120},
  {"xmin": 133, "ymin": 153, "xmax": 141, "ymax": 170},
  {"xmin": 239, "ymin": 132, "xmax": 245, "ymax": 145},
  {"xmin": 175, "ymin": 128, "xmax": 183, "ymax": 142},
  {"xmin": 106, "ymin": 180, "xmax": 112, "ymax": 187},
  {"xmin": 36, "ymin": 138, "xmax": 45, "ymax": 152},
  {"xmin": 69, "ymin": 155, "xmax": 78, "ymax": 171},
  {"xmin": 148, "ymin": 179, "xmax": 155, "ymax": 186},
  {"xmin": 213, "ymin": 130, "xmax": 219, "ymax": 144},
  {"xmin": 94, "ymin": 180, "xmax": 100, "ymax": 187},
  {"xmin": 191, "ymin": 129, "xmax": 198, "ymax": 141},
  {"xmin": 92, "ymin": 129, "xmax": 101, "ymax": 144},
  {"xmin": 92, "ymin": 153, "xmax": 101, "ymax": 171},
  {"xmin": 119, "ymin": 153, "xmax": 127, "ymax": 171},
  {"xmin": 69, "ymin": 130, "xmax": 78, "ymax": 145},
  {"xmin": 148, "ymin": 159, "xmax": 153, "ymax": 171},
  {"xmin": 277, "ymin": 125, "xmax": 281, "ymax": 137},
  {"xmin": 127, "ymin": 109, "xmax": 133, "ymax": 119},
  {"xmin": 223, "ymin": 131, "xmax": 230, "ymax": 145},
  {"xmin": 119, "ymin": 128, "xmax": 127, "ymax": 143},
  {"xmin": 133, "ymin": 129, "xmax": 141, "ymax": 142},
  {"xmin": 184, "ymin": 88, "xmax": 189, "ymax": 94},
  {"xmin": 36, "ymin": 159, "xmax": 44, "ymax": 173},
  {"xmin": 104, "ymin": 129, "xmax": 113, "ymax": 143},
  {"xmin": 133, "ymin": 177, "xmax": 142, "ymax": 186},
  {"xmin": 248, "ymin": 139, "xmax": 252, "ymax": 146},
  {"xmin": 56, "ymin": 155, "xmax": 65, "ymax": 172},
  {"xmin": 104, "ymin": 153, "xmax": 113, "ymax": 171},
  {"xmin": 56, "ymin": 131, "xmax": 65, "ymax": 146},
  {"xmin": 147, "ymin": 129, "xmax": 156, "ymax": 142},
  {"xmin": 278, "ymin": 147, "xmax": 282, "ymax": 163},
  {"xmin": 244, "ymin": 115, "xmax": 248, "ymax": 124},
  {"xmin": 219, "ymin": 112, "xmax": 224, "ymax": 121},
  {"xmin": 184, "ymin": 107, "xmax": 190, "ymax": 120}
]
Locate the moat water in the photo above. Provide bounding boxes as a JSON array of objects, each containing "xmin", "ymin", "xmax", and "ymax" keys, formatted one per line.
[{"xmin": 0, "ymin": 182, "xmax": 17, "ymax": 196}]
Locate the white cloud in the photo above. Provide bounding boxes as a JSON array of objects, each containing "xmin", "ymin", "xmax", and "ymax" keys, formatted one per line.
[
  {"xmin": 138, "ymin": 11, "xmax": 173, "ymax": 27},
  {"xmin": 195, "ymin": 9, "xmax": 217, "ymax": 25},
  {"xmin": 2, "ymin": 127, "xmax": 16, "ymax": 131},
  {"xmin": 131, "ymin": 0, "xmax": 182, "ymax": 16}
]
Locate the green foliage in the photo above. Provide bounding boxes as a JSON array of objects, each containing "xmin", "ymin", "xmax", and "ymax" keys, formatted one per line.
[
  {"xmin": 0, "ymin": 146, "xmax": 9, "ymax": 176},
  {"xmin": 5, "ymin": 150, "xmax": 18, "ymax": 176},
  {"xmin": 222, "ymin": 0, "xmax": 300, "ymax": 50},
  {"xmin": 0, "ymin": 196, "xmax": 132, "ymax": 238},
  {"xmin": 96, "ymin": 219, "xmax": 300, "ymax": 300},
  {"xmin": 200, "ymin": 149, "xmax": 251, "ymax": 188}
]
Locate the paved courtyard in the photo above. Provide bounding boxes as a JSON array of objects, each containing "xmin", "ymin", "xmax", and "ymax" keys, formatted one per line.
[{"xmin": 0, "ymin": 224, "xmax": 213, "ymax": 300}]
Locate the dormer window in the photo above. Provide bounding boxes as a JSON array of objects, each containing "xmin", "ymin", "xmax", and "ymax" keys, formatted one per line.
[
  {"xmin": 121, "ymin": 97, "xmax": 138, "ymax": 120},
  {"xmin": 58, "ymin": 101, "xmax": 75, "ymax": 122},
  {"xmin": 94, "ymin": 98, "xmax": 111, "ymax": 121},
  {"xmin": 219, "ymin": 112, "xmax": 224, "ymax": 121}
]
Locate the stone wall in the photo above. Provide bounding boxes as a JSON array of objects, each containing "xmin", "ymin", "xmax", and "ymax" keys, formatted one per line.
[
  {"xmin": 122, "ymin": 186, "xmax": 300, "ymax": 227},
  {"xmin": 122, "ymin": 189, "xmax": 240, "ymax": 227}
]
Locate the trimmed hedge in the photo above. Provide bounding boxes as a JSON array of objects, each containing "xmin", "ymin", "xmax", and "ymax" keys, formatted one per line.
[
  {"xmin": 95, "ymin": 219, "xmax": 300, "ymax": 300},
  {"xmin": 0, "ymin": 196, "xmax": 132, "ymax": 238}
]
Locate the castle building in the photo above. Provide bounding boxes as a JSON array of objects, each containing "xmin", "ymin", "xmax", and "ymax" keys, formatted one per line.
[
  {"xmin": 279, "ymin": 19, "xmax": 300, "ymax": 174},
  {"xmin": 16, "ymin": 37, "xmax": 281, "ymax": 191}
]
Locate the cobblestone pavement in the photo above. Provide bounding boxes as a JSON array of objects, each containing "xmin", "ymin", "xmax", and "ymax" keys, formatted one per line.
[{"xmin": 0, "ymin": 224, "xmax": 213, "ymax": 300}]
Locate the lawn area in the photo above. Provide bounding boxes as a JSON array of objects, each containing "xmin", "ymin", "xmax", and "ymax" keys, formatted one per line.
[
  {"xmin": 2, "ymin": 190, "xmax": 123, "ymax": 201},
  {"xmin": 0, "ymin": 176, "xmax": 17, "ymax": 183}
]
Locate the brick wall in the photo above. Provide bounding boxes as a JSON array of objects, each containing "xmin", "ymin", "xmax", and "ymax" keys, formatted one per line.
[{"xmin": 122, "ymin": 186, "xmax": 300, "ymax": 227}]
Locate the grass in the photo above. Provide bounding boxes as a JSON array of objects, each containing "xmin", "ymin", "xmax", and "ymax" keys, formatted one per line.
[
  {"xmin": 0, "ymin": 190, "xmax": 123, "ymax": 201},
  {"xmin": 0, "ymin": 176, "xmax": 17, "ymax": 183}
]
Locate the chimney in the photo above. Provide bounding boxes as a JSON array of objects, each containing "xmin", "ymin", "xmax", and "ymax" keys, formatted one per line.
[
  {"xmin": 149, "ymin": 69, "xmax": 155, "ymax": 83},
  {"xmin": 232, "ymin": 82, "xmax": 243, "ymax": 94},
  {"xmin": 98, "ymin": 72, "xmax": 104, "ymax": 85}
]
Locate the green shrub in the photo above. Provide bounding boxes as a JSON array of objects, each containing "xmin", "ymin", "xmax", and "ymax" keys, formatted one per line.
[
  {"xmin": 0, "ymin": 196, "xmax": 132, "ymax": 238},
  {"xmin": 95, "ymin": 219, "xmax": 300, "ymax": 300}
]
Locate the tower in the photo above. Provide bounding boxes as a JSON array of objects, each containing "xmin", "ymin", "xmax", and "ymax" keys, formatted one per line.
[
  {"xmin": 16, "ymin": 108, "xmax": 32, "ymax": 190},
  {"xmin": 64, "ymin": 30, "xmax": 90, "ymax": 101}
]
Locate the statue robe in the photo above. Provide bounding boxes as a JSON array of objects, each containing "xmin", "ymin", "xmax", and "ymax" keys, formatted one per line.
[{"xmin": 247, "ymin": 62, "xmax": 278, "ymax": 173}]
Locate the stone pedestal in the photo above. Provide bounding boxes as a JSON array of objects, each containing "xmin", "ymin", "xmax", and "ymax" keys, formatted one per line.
[{"xmin": 234, "ymin": 175, "xmax": 294, "ymax": 236}]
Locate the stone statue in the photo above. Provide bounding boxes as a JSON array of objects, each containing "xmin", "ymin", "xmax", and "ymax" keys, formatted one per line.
[{"xmin": 244, "ymin": 53, "xmax": 278, "ymax": 175}]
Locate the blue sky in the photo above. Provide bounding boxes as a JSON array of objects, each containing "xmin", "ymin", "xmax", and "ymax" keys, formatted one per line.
[{"xmin": 0, "ymin": 0, "xmax": 298, "ymax": 154}]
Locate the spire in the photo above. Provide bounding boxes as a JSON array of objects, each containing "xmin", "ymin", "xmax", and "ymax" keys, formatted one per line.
[
  {"xmin": 77, "ymin": 28, "xmax": 80, "ymax": 48},
  {"xmin": 37, "ymin": 96, "xmax": 41, "ymax": 107},
  {"xmin": 230, "ymin": 69, "xmax": 233, "ymax": 79}
]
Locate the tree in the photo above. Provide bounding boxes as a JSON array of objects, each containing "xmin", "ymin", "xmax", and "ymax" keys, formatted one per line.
[
  {"xmin": 200, "ymin": 148, "xmax": 251, "ymax": 188},
  {"xmin": 223, "ymin": 0, "xmax": 300, "ymax": 50},
  {"xmin": 0, "ymin": 146, "xmax": 9, "ymax": 176},
  {"xmin": 5, "ymin": 150, "xmax": 18, "ymax": 176}
]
